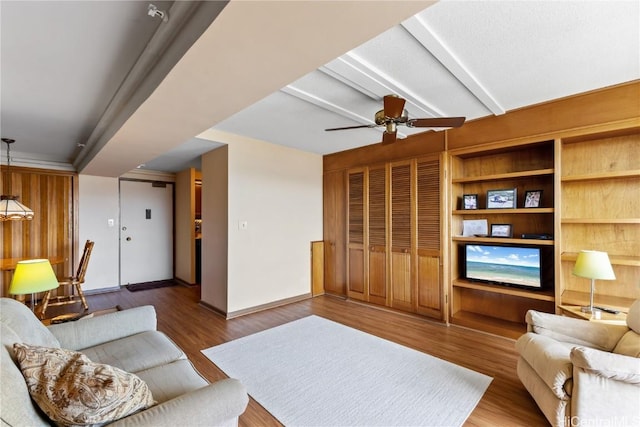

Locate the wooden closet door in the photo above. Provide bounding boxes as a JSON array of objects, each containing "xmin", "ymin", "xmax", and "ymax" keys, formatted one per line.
[
  {"xmin": 322, "ymin": 170, "xmax": 346, "ymax": 296},
  {"xmin": 390, "ymin": 161, "xmax": 413, "ymax": 311},
  {"xmin": 415, "ymin": 157, "xmax": 443, "ymax": 319},
  {"xmin": 367, "ymin": 165, "xmax": 387, "ymax": 305},
  {"xmin": 347, "ymin": 169, "xmax": 366, "ymax": 300}
]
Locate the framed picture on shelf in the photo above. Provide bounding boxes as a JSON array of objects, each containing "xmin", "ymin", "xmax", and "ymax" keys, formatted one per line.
[
  {"xmin": 490, "ymin": 223, "xmax": 513, "ymax": 238},
  {"xmin": 487, "ymin": 188, "xmax": 517, "ymax": 209},
  {"xmin": 462, "ymin": 219, "xmax": 488, "ymax": 237},
  {"xmin": 524, "ymin": 190, "xmax": 543, "ymax": 208},
  {"xmin": 462, "ymin": 194, "xmax": 478, "ymax": 210}
]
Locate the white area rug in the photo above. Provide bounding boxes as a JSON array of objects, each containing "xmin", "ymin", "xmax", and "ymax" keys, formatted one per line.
[{"xmin": 202, "ymin": 315, "xmax": 492, "ymax": 427}]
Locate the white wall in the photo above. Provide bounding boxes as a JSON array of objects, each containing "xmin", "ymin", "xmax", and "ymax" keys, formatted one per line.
[
  {"xmin": 78, "ymin": 175, "xmax": 120, "ymax": 291},
  {"xmin": 227, "ymin": 137, "xmax": 322, "ymax": 312},
  {"xmin": 198, "ymin": 130, "xmax": 323, "ymax": 314},
  {"xmin": 78, "ymin": 170, "xmax": 176, "ymax": 292}
]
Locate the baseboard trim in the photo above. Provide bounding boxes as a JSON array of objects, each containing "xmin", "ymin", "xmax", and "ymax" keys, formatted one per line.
[
  {"xmin": 199, "ymin": 300, "xmax": 228, "ymax": 318},
  {"xmin": 174, "ymin": 277, "xmax": 196, "ymax": 287},
  {"xmin": 224, "ymin": 293, "xmax": 313, "ymax": 320},
  {"xmin": 84, "ymin": 287, "xmax": 121, "ymax": 295}
]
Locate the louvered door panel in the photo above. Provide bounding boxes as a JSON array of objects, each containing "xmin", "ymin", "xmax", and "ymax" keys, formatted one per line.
[
  {"xmin": 348, "ymin": 171, "xmax": 364, "ymax": 245},
  {"xmin": 416, "ymin": 158, "xmax": 443, "ymax": 319},
  {"xmin": 367, "ymin": 166, "xmax": 387, "ymax": 305},
  {"xmin": 347, "ymin": 170, "xmax": 366, "ymax": 300},
  {"xmin": 390, "ymin": 162, "xmax": 413, "ymax": 311}
]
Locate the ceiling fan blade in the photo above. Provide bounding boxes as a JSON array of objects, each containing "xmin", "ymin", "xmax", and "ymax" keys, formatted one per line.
[
  {"xmin": 325, "ymin": 124, "xmax": 377, "ymax": 131},
  {"xmin": 382, "ymin": 131, "xmax": 397, "ymax": 145},
  {"xmin": 406, "ymin": 117, "xmax": 466, "ymax": 128},
  {"xmin": 383, "ymin": 95, "xmax": 406, "ymax": 119}
]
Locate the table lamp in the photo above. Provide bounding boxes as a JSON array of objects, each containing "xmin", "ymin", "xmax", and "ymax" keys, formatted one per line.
[
  {"xmin": 9, "ymin": 259, "xmax": 59, "ymax": 312},
  {"xmin": 572, "ymin": 250, "xmax": 616, "ymax": 314}
]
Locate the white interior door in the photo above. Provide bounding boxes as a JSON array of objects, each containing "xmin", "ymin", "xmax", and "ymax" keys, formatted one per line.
[{"xmin": 120, "ymin": 180, "xmax": 173, "ymax": 285}]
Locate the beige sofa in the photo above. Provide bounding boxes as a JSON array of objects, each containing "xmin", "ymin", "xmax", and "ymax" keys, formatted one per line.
[
  {"xmin": 1, "ymin": 297, "xmax": 248, "ymax": 426},
  {"xmin": 515, "ymin": 300, "xmax": 640, "ymax": 427}
]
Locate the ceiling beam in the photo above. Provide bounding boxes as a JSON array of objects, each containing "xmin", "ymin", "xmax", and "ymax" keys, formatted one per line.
[
  {"xmin": 324, "ymin": 52, "xmax": 445, "ymax": 118},
  {"xmin": 74, "ymin": 1, "xmax": 228, "ymax": 173},
  {"xmin": 401, "ymin": 15, "xmax": 505, "ymax": 115},
  {"xmin": 281, "ymin": 85, "xmax": 408, "ymax": 139}
]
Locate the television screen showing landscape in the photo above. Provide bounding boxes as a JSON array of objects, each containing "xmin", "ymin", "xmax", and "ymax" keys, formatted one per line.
[{"xmin": 466, "ymin": 245, "xmax": 541, "ymax": 288}]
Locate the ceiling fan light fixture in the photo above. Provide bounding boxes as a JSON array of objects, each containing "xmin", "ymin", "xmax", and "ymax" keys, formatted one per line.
[
  {"xmin": 325, "ymin": 95, "xmax": 465, "ymax": 144},
  {"xmin": 1, "ymin": 138, "xmax": 34, "ymax": 221}
]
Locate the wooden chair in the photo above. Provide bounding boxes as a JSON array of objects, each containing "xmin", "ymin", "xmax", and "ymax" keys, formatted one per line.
[{"xmin": 39, "ymin": 240, "xmax": 94, "ymax": 319}]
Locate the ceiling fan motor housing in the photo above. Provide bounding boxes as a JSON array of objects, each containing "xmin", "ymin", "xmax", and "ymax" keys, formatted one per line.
[{"xmin": 375, "ymin": 109, "xmax": 408, "ymax": 125}]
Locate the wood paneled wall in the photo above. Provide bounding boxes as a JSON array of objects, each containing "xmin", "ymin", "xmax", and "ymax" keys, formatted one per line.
[{"xmin": 1, "ymin": 166, "xmax": 78, "ymax": 296}]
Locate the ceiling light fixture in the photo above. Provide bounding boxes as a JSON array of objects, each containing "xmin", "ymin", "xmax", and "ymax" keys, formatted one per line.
[{"xmin": 1, "ymin": 138, "xmax": 34, "ymax": 221}]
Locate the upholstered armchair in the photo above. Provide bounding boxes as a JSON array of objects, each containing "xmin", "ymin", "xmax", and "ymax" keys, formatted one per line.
[{"xmin": 515, "ymin": 300, "xmax": 640, "ymax": 427}]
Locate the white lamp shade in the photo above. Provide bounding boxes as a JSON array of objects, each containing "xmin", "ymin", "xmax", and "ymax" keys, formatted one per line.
[
  {"xmin": 0, "ymin": 196, "xmax": 34, "ymax": 221},
  {"xmin": 9, "ymin": 259, "xmax": 59, "ymax": 295},
  {"xmin": 572, "ymin": 250, "xmax": 616, "ymax": 280}
]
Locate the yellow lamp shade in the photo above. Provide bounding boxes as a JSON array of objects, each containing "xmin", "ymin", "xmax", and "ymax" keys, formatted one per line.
[
  {"xmin": 572, "ymin": 250, "xmax": 616, "ymax": 280},
  {"xmin": 9, "ymin": 259, "xmax": 59, "ymax": 295}
]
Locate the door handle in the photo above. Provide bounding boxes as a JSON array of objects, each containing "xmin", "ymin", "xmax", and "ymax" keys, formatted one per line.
[{"xmin": 126, "ymin": 237, "xmax": 132, "ymax": 241}]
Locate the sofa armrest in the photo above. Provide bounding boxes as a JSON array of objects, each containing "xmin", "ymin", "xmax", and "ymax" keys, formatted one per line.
[
  {"xmin": 571, "ymin": 347, "xmax": 640, "ymax": 384},
  {"xmin": 48, "ymin": 306, "xmax": 157, "ymax": 351},
  {"xmin": 109, "ymin": 379, "xmax": 249, "ymax": 427},
  {"xmin": 525, "ymin": 310, "xmax": 628, "ymax": 351}
]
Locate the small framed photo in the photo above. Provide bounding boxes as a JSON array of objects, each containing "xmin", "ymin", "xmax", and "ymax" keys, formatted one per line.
[
  {"xmin": 524, "ymin": 190, "xmax": 543, "ymax": 208},
  {"xmin": 490, "ymin": 224, "xmax": 513, "ymax": 238},
  {"xmin": 487, "ymin": 188, "xmax": 517, "ymax": 209},
  {"xmin": 462, "ymin": 194, "xmax": 478, "ymax": 210}
]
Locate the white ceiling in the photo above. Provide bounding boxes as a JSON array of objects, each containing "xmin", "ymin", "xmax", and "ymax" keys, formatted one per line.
[{"xmin": 1, "ymin": 1, "xmax": 639, "ymax": 175}]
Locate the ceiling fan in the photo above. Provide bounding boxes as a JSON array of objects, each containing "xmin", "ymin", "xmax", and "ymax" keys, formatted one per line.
[{"xmin": 325, "ymin": 95, "xmax": 466, "ymax": 144}]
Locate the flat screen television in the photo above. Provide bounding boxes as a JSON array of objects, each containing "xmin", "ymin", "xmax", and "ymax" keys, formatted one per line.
[{"xmin": 464, "ymin": 244, "xmax": 551, "ymax": 290}]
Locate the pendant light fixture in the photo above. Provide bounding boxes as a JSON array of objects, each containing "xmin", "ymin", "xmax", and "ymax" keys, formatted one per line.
[{"xmin": 1, "ymin": 138, "xmax": 34, "ymax": 221}]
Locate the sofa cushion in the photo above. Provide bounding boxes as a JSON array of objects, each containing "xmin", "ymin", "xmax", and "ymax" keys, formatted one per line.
[
  {"xmin": 526, "ymin": 310, "xmax": 627, "ymax": 352},
  {"xmin": 626, "ymin": 300, "xmax": 640, "ymax": 334},
  {"xmin": 14, "ymin": 343, "xmax": 155, "ymax": 426},
  {"xmin": 80, "ymin": 330, "xmax": 185, "ymax": 374},
  {"xmin": 612, "ymin": 330, "xmax": 640, "ymax": 357},
  {"xmin": 136, "ymin": 359, "xmax": 208, "ymax": 403},
  {"xmin": 0, "ymin": 298, "xmax": 60, "ymax": 349},
  {"xmin": 515, "ymin": 332, "xmax": 574, "ymax": 399}
]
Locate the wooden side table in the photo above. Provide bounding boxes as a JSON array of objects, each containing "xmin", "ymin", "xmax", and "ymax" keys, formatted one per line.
[{"xmin": 558, "ymin": 305, "xmax": 627, "ymax": 325}]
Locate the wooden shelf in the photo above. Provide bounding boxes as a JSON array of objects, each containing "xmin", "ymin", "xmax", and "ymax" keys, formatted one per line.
[
  {"xmin": 453, "ymin": 279, "xmax": 555, "ymax": 301},
  {"xmin": 453, "ymin": 236, "xmax": 554, "ymax": 246},
  {"xmin": 561, "ymin": 169, "xmax": 640, "ymax": 182},
  {"xmin": 560, "ymin": 290, "xmax": 636, "ymax": 312},
  {"xmin": 558, "ymin": 305, "xmax": 628, "ymax": 325},
  {"xmin": 452, "ymin": 168, "xmax": 554, "ymax": 184},
  {"xmin": 453, "ymin": 208, "xmax": 554, "ymax": 215},
  {"xmin": 450, "ymin": 310, "xmax": 525, "ymax": 340},
  {"xmin": 561, "ymin": 218, "xmax": 640, "ymax": 224},
  {"xmin": 561, "ymin": 252, "xmax": 640, "ymax": 267}
]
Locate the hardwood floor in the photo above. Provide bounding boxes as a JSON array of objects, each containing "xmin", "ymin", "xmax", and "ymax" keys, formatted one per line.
[{"xmin": 72, "ymin": 285, "xmax": 548, "ymax": 426}]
